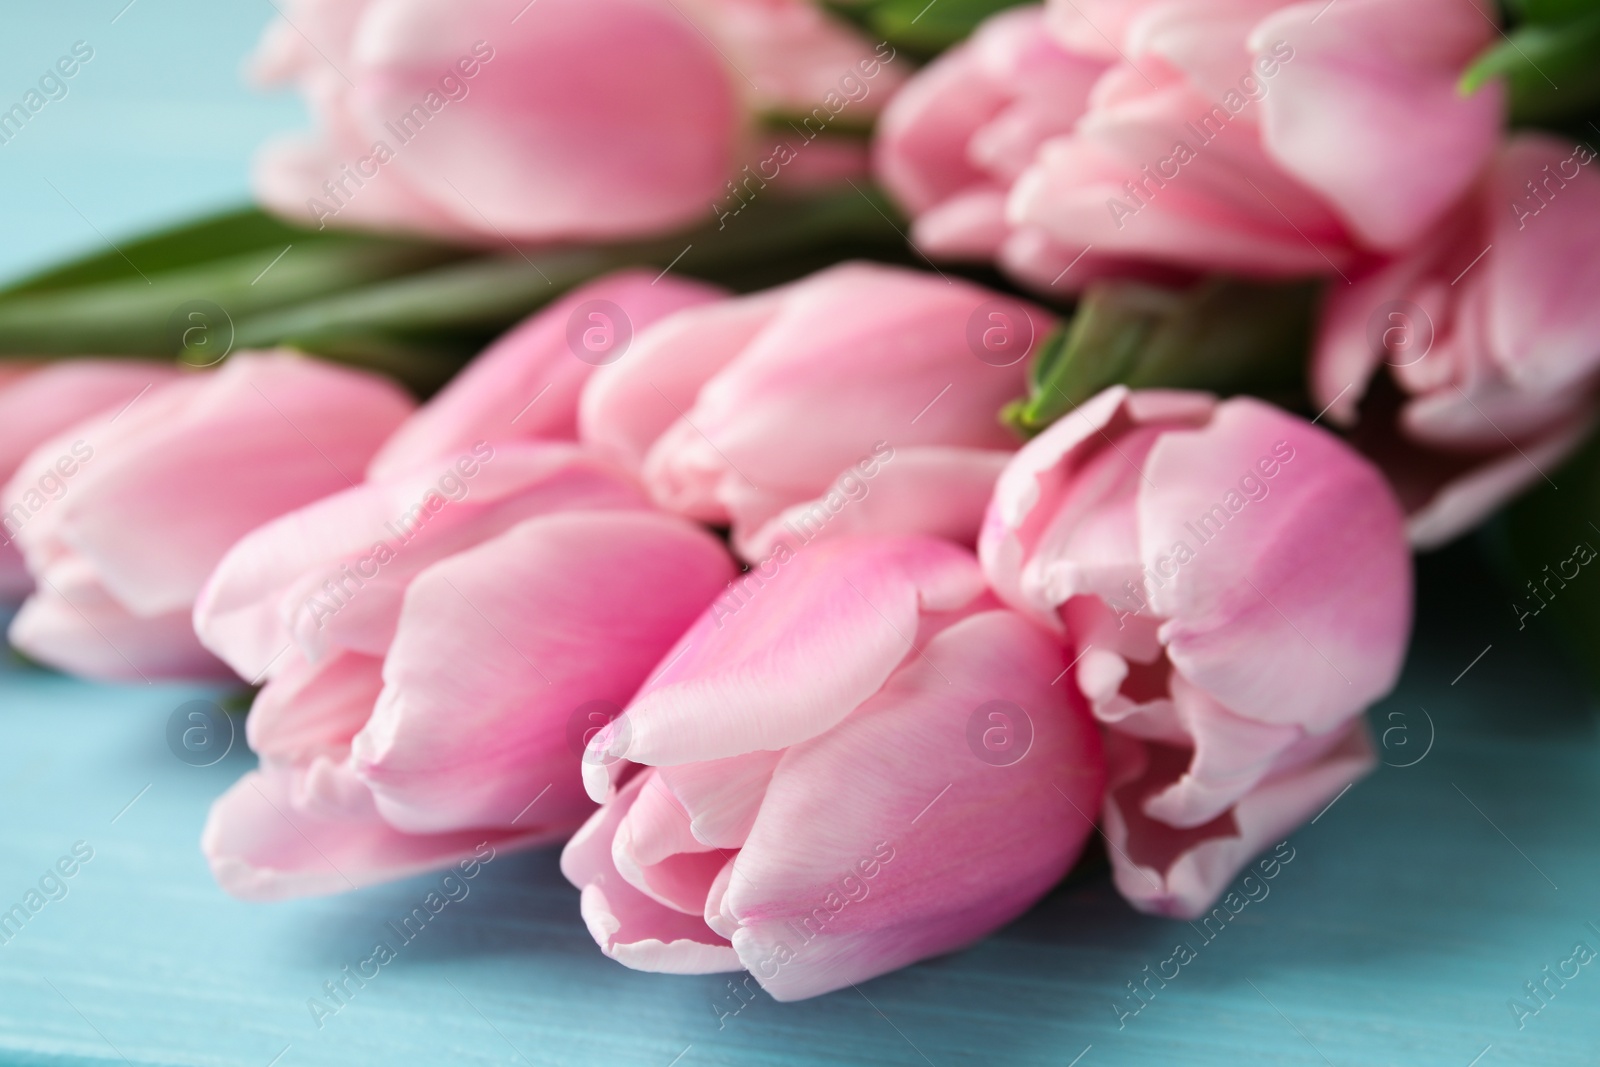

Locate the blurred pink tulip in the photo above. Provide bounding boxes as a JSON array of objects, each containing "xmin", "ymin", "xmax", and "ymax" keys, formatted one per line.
[
  {"xmin": 1313, "ymin": 134, "xmax": 1600, "ymax": 547},
  {"xmin": 0, "ymin": 360, "xmax": 182, "ymax": 600},
  {"xmin": 980, "ymin": 386, "xmax": 1410, "ymax": 917},
  {"xmin": 253, "ymin": 0, "xmax": 901, "ymax": 241},
  {"xmin": 564, "ymin": 536, "xmax": 1104, "ymax": 999},
  {"xmin": 874, "ymin": 6, "xmax": 1138, "ymax": 288},
  {"xmin": 3, "ymin": 352, "xmax": 413, "ymax": 682},
  {"xmin": 579, "ymin": 262, "xmax": 1052, "ymax": 560},
  {"xmin": 369, "ymin": 270, "xmax": 726, "ymax": 479},
  {"xmin": 878, "ymin": 0, "xmax": 1503, "ymax": 289},
  {"xmin": 196, "ymin": 440, "xmax": 736, "ymax": 899}
]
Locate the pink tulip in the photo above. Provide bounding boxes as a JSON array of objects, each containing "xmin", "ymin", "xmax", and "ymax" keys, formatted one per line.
[
  {"xmin": 579, "ymin": 262, "xmax": 1052, "ymax": 560},
  {"xmin": 1313, "ymin": 134, "xmax": 1600, "ymax": 547},
  {"xmin": 878, "ymin": 0, "xmax": 1503, "ymax": 289},
  {"xmin": 564, "ymin": 536, "xmax": 1104, "ymax": 999},
  {"xmin": 197, "ymin": 277, "xmax": 739, "ymax": 898},
  {"xmin": 0, "ymin": 360, "xmax": 183, "ymax": 600},
  {"xmin": 369, "ymin": 270, "xmax": 726, "ymax": 479},
  {"xmin": 874, "ymin": 6, "xmax": 1137, "ymax": 288},
  {"xmin": 196, "ymin": 436, "xmax": 736, "ymax": 898},
  {"xmin": 3, "ymin": 352, "xmax": 413, "ymax": 682},
  {"xmin": 979, "ymin": 386, "xmax": 1410, "ymax": 917},
  {"xmin": 253, "ymin": 0, "xmax": 902, "ymax": 241}
]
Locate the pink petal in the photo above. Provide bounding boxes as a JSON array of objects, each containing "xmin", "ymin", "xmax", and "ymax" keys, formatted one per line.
[
  {"xmin": 41, "ymin": 353, "xmax": 413, "ymax": 619},
  {"xmin": 349, "ymin": 0, "xmax": 739, "ymax": 240},
  {"xmin": 1011, "ymin": 86, "xmax": 1355, "ymax": 276},
  {"xmin": 611, "ymin": 771, "xmax": 729, "ymax": 914},
  {"xmin": 247, "ymin": 648, "xmax": 385, "ymax": 763},
  {"xmin": 725, "ymin": 610, "xmax": 1103, "ymax": 1000},
  {"xmin": 354, "ymin": 510, "xmax": 736, "ymax": 832},
  {"xmin": 737, "ymin": 447, "xmax": 1012, "ymax": 562},
  {"xmin": 203, "ymin": 763, "xmax": 551, "ymax": 901},
  {"xmin": 874, "ymin": 34, "xmax": 1011, "ymax": 215},
  {"xmin": 656, "ymin": 749, "xmax": 783, "ymax": 849},
  {"xmin": 195, "ymin": 443, "xmax": 645, "ymax": 681},
  {"xmin": 1253, "ymin": 0, "xmax": 1503, "ymax": 251},
  {"xmin": 1482, "ymin": 134, "xmax": 1600, "ymax": 395},
  {"xmin": 1139, "ymin": 397, "xmax": 1411, "ymax": 732},
  {"xmin": 560, "ymin": 774, "xmax": 741, "ymax": 973},
  {"xmin": 980, "ymin": 386, "xmax": 1213, "ymax": 629},
  {"xmin": 8, "ymin": 560, "xmax": 231, "ymax": 682},
  {"xmin": 585, "ymin": 536, "xmax": 987, "ymax": 781},
  {"xmin": 1102, "ymin": 719, "xmax": 1374, "ymax": 918},
  {"xmin": 639, "ymin": 263, "xmax": 1047, "ymax": 531},
  {"xmin": 1405, "ymin": 416, "xmax": 1594, "ymax": 549},
  {"xmin": 368, "ymin": 271, "xmax": 727, "ymax": 478},
  {"xmin": 579, "ymin": 289, "xmax": 786, "ymax": 474}
]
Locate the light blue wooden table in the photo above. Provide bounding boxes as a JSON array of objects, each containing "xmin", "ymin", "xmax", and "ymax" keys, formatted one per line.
[{"xmin": 2, "ymin": 4, "xmax": 1599, "ymax": 1064}]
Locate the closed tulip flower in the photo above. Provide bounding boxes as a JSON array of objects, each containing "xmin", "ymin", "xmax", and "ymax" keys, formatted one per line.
[
  {"xmin": 579, "ymin": 262, "xmax": 1053, "ymax": 561},
  {"xmin": 0, "ymin": 360, "xmax": 182, "ymax": 600},
  {"xmin": 1312, "ymin": 134, "xmax": 1600, "ymax": 547},
  {"xmin": 565, "ymin": 536, "xmax": 1105, "ymax": 1000},
  {"xmin": 980, "ymin": 386, "xmax": 1410, "ymax": 917},
  {"xmin": 4, "ymin": 352, "xmax": 414, "ymax": 682},
  {"xmin": 253, "ymin": 0, "xmax": 900, "ymax": 241},
  {"xmin": 196, "ymin": 282, "xmax": 756, "ymax": 898},
  {"xmin": 877, "ymin": 0, "xmax": 1503, "ymax": 288}
]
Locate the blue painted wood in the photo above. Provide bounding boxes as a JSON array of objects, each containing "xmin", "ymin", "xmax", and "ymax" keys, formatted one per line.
[{"xmin": 3, "ymin": 4, "xmax": 1600, "ymax": 1064}]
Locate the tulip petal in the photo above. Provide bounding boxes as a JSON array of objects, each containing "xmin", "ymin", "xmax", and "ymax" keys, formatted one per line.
[
  {"xmin": 203, "ymin": 764, "xmax": 551, "ymax": 901},
  {"xmin": 738, "ymin": 447, "xmax": 1012, "ymax": 562},
  {"xmin": 368, "ymin": 271, "xmax": 726, "ymax": 478},
  {"xmin": 590, "ymin": 536, "xmax": 987, "ymax": 777},
  {"xmin": 196, "ymin": 443, "xmax": 644, "ymax": 681},
  {"xmin": 351, "ymin": 0, "xmax": 739, "ymax": 240},
  {"xmin": 354, "ymin": 510, "xmax": 736, "ymax": 832},
  {"xmin": 1102, "ymin": 719, "xmax": 1374, "ymax": 918},
  {"xmin": 1254, "ymin": 0, "xmax": 1502, "ymax": 252},
  {"xmin": 725, "ymin": 610, "xmax": 1103, "ymax": 1000},
  {"xmin": 1139, "ymin": 397, "xmax": 1410, "ymax": 732},
  {"xmin": 580, "ymin": 289, "xmax": 786, "ymax": 474},
  {"xmin": 47, "ymin": 353, "xmax": 413, "ymax": 619},
  {"xmin": 247, "ymin": 648, "xmax": 385, "ymax": 763},
  {"xmin": 560, "ymin": 775, "xmax": 741, "ymax": 974}
]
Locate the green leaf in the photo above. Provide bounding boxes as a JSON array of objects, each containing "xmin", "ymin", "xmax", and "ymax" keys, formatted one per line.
[
  {"xmin": 0, "ymin": 241, "xmax": 464, "ymax": 357},
  {"xmin": 235, "ymin": 187, "xmax": 915, "ymax": 357},
  {"xmin": 0, "ymin": 207, "xmax": 465, "ymax": 297},
  {"xmin": 821, "ymin": 0, "xmax": 1030, "ymax": 57},
  {"xmin": 1461, "ymin": 10, "xmax": 1600, "ymax": 123},
  {"xmin": 0, "ymin": 187, "xmax": 915, "ymax": 394},
  {"xmin": 1505, "ymin": 0, "xmax": 1600, "ymax": 26},
  {"xmin": 1001, "ymin": 276, "xmax": 1315, "ymax": 437}
]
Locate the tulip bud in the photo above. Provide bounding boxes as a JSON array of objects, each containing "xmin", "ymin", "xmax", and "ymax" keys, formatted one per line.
[{"xmin": 981, "ymin": 386, "xmax": 1411, "ymax": 917}]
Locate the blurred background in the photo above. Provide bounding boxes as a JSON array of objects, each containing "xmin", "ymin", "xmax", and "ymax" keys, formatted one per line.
[{"xmin": 0, "ymin": 2, "xmax": 299, "ymax": 284}]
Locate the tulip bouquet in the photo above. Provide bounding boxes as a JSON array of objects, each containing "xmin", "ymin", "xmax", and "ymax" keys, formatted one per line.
[{"xmin": 2, "ymin": 0, "xmax": 1599, "ymax": 1003}]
